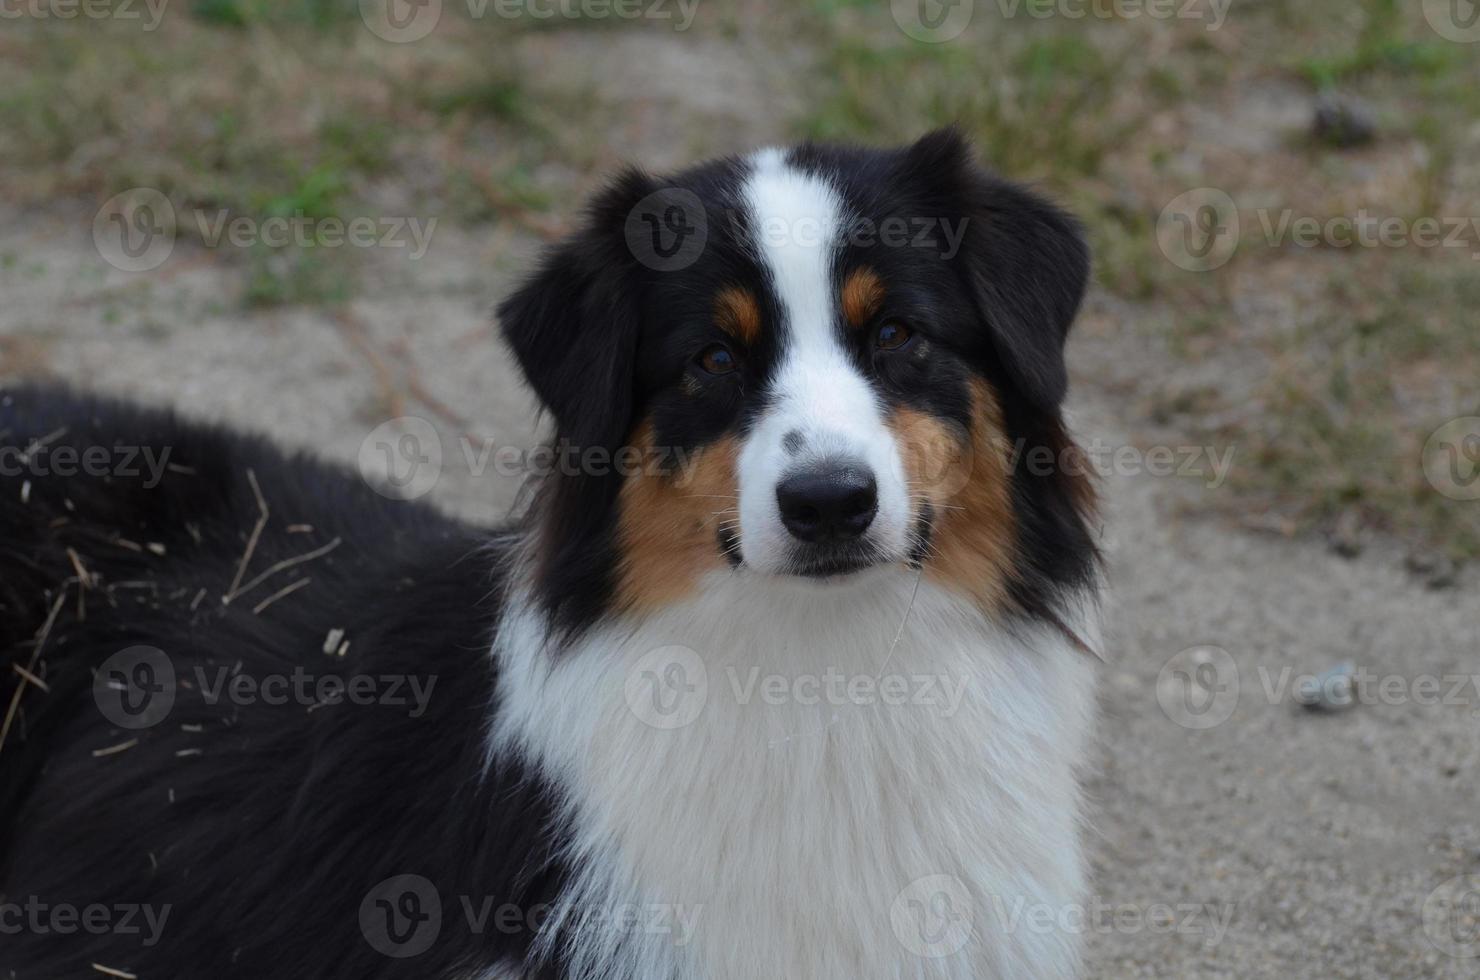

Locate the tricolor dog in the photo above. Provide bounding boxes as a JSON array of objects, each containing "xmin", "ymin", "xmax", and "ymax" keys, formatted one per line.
[{"xmin": 0, "ymin": 129, "xmax": 1103, "ymax": 979}]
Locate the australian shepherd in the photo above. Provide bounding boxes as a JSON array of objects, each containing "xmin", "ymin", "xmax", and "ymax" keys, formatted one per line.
[{"xmin": 0, "ymin": 129, "xmax": 1102, "ymax": 979}]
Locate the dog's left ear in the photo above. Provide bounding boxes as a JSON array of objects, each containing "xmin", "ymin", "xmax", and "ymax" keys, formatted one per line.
[
  {"xmin": 497, "ymin": 169, "xmax": 655, "ymax": 454},
  {"xmin": 904, "ymin": 128, "xmax": 1090, "ymax": 413}
]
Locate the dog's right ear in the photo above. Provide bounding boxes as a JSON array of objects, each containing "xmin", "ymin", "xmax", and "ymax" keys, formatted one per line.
[{"xmin": 497, "ymin": 169, "xmax": 655, "ymax": 453}]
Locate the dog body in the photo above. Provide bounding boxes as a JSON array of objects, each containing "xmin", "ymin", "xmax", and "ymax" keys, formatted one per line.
[{"xmin": 1, "ymin": 131, "xmax": 1101, "ymax": 978}]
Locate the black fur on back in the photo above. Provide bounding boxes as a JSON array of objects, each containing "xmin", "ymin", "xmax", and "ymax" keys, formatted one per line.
[{"xmin": 0, "ymin": 385, "xmax": 568, "ymax": 979}]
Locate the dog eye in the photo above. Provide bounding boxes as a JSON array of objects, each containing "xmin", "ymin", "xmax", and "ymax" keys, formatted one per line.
[
  {"xmin": 875, "ymin": 320, "xmax": 914, "ymax": 351},
  {"xmin": 696, "ymin": 344, "xmax": 739, "ymax": 375}
]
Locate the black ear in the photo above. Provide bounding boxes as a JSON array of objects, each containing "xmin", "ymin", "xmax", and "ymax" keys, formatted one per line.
[
  {"xmin": 497, "ymin": 169, "xmax": 654, "ymax": 453},
  {"xmin": 905, "ymin": 128, "xmax": 1090, "ymax": 413}
]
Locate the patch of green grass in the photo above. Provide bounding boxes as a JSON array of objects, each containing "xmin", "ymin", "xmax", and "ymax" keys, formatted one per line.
[
  {"xmin": 319, "ymin": 116, "xmax": 396, "ymax": 175},
  {"xmin": 257, "ymin": 168, "xmax": 348, "ymax": 223},
  {"xmin": 243, "ymin": 245, "xmax": 355, "ymax": 308},
  {"xmin": 1298, "ymin": 0, "xmax": 1456, "ymax": 87},
  {"xmin": 799, "ymin": 30, "xmax": 1144, "ymax": 187},
  {"xmin": 0, "ymin": 13, "xmax": 578, "ymax": 309},
  {"xmin": 1201, "ymin": 259, "xmax": 1480, "ymax": 558},
  {"xmin": 191, "ymin": 0, "xmax": 357, "ymax": 29},
  {"xmin": 420, "ymin": 76, "xmax": 531, "ymax": 122}
]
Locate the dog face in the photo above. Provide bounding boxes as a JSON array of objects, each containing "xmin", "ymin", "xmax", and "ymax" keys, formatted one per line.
[{"xmin": 500, "ymin": 129, "xmax": 1096, "ymax": 633}]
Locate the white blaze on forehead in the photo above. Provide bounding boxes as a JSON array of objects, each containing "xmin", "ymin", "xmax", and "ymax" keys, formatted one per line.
[
  {"xmin": 737, "ymin": 149, "xmax": 911, "ymax": 569},
  {"xmin": 742, "ymin": 148, "xmax": 843, "ymax": 364}
]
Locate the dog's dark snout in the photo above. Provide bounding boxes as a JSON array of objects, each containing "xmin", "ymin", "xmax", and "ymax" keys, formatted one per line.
[{"xmin": 776, "ymin": 462, "xmax": 878, "ymax": 543}]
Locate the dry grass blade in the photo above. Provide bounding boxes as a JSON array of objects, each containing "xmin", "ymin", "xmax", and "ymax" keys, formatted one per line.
[
  {"xmin": 227, "ymin": 537, "xmax": 342, "ymax": 604},
  {"xmin": 250, "ymin": 576, "xmax": 312, "ymax": 615},
  {"xmin": 224, "ymin": 468, "xmax": 270, "ymax": 604},
  {"xmin": 0, "ymin": 590, "xmax": 67, "ymax": 753},
  {"xmin": 91, "ymin": 738, "xmax": 139, "ymax": 758},
  {"xmin": 11, "ymin": 663, "xmax": 49, "ymax": 693},
  {"xmin": 20, "ymin": 426, "xmax": 67, "ymax": 462}
]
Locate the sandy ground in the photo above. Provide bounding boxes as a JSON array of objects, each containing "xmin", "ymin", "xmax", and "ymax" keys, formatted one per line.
[{"xmin": 2, "ymin": 44, "xmax": 1477, "ymax": 976}]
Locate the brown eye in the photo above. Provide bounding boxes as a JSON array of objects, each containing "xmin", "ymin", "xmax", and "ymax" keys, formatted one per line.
[
  {"xmin": 697, "ymin": 343, "xmax": 738, "ymax": 375},
  {"xmin": 875, "ymin": 320, "xmax": 913, "ymax": 351}
]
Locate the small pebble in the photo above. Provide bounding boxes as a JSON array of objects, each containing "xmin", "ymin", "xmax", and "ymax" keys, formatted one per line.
[
  {"xmin": 1313, "ymin": 94, "xmax": 1378, "ymax": 148},
  {"xmin": 1405, "ymin": 550, "xmax": 1459, "ymax": 590},
  {"xmin": 1296, "ymin": 662, "xmax": 1358, "ymax": 711},
  {"xmin": 1327, "ymin": 510, "xmax": 1364, "ymax": 559}
]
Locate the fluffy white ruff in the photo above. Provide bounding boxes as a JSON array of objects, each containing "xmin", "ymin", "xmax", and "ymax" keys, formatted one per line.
[{"xmin": 489, "ymin": 565, "xmax": 1099, "ymax": 979}]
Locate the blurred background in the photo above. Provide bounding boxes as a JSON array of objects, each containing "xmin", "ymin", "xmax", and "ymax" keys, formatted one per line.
[{"xmin": 1, "ymin": 0, "xmax": 1477, "ymax": 975}]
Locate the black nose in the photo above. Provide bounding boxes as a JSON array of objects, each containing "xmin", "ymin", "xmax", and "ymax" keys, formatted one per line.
[{"xmin": 776, "ymin": 463, "xmax": 878, "ymax": 543}]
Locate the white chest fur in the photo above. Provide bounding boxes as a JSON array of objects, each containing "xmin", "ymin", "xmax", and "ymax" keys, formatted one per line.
[{"xmin": 490, "ymin": 568, "xmax": 1098, "ymax": 980}]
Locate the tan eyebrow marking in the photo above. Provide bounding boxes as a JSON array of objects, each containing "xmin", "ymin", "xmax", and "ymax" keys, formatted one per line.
[
  {"xmin": 714, "ymin": 287, "xmax": 762, "ymax": 346},
  {"xmin": 841, "ymin": 267, "xmax": 885, "ymax": 328}
]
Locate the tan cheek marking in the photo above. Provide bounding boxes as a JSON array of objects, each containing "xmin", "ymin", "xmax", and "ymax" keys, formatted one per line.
[
  {"xmin": 615, "ymin": 423, "xmax": 739, "ymax": 613},
  {"xmin": 841, "ymin": 267, "xmax": 885, "ymax": 329},
  {"xmin": 714, "ymin": 287, "xmax": 762, "ymax": 347},
  {"xmin": 889, "ymin": 381, "xmax": 1016, "ymax": 614}
]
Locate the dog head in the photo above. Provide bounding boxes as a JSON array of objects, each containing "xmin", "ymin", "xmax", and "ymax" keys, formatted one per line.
[{"xmin": 499, "ymin": 129, "xmax": 1097, "ymax": 634}]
